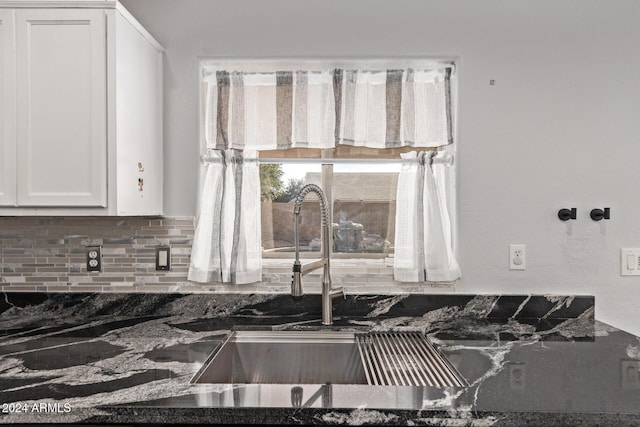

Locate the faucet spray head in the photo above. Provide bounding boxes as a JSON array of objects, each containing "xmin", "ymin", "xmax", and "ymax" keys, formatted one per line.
[{"xmin": 292, "ymin": 261, "xmax": 303, "ymax": 298}]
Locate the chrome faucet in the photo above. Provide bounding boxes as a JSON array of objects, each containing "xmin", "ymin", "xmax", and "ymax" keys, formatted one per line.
[{"xmin": 292, "ymin": 183, "xmax": 344, "ymax": 325}]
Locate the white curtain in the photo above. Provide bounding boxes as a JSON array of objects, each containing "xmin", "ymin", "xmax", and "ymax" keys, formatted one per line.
[
  {"xmin": 188, "ymin": 149, "xmax": 262, "ymax": 284},
  {"xmin": 196, "ymin": 66, "xmax": 456, "ymax": 285},
  {"xmin": 337, "ymin": 68, "xmax": 452, "ymax": 148},
  {"xmin": 205, "ymin": 67, "xmax": 453, "ymax": 151},
  {"xmin": 394, "ymin": 151, "xmax": 460, "ymax": 282},
  {"xmin": 204, "ymin": 70, "xmax": 336, "ymax": 150}
]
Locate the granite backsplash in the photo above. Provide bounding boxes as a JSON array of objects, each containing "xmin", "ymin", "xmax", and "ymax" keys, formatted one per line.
[{"xmin": 1, "ymin": 293, "xmax": 595, "ymax": 341}]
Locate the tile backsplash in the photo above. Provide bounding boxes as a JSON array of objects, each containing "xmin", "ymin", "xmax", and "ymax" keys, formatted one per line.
[
  {"xmin": 0, "ymin": 217, "xmax": 195, "ymax": 292},
  {"xmin": 0, "ymin": 216, "xmax": 453, "ymax": 293}
]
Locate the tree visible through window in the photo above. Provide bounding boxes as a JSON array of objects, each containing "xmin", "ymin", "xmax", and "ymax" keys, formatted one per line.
[{"xmin": 259, "ymin": 164, "xmax": 304, "ymax": 203}]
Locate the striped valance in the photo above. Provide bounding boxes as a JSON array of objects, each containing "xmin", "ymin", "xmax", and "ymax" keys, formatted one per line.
[{"xmin": 204, "ymin": 67, "xmax": 453, "ymax": 151}]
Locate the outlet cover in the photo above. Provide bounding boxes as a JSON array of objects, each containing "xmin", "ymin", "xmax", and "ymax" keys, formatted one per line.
[
  {"xmin": 509, "ymin": 244, "xmax": 526, "ymax": 270},
  {"xmin": 86, "ymin": 246, "xmax": 102, "ymax": 272},
  {"xmin": 621, "ymin": 360, "xmax": 640, "ymax": 389},
  {"xmin": 509, "ymin": 363, "xmax": 526, "ymax": 390},
  {"xmin": 621, "ymin": 248, "xmax": 640, "ymax": 276}
]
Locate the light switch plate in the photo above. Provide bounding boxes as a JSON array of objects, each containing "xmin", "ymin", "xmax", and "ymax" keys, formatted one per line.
[
  {"xmin": 156, "ymin": 246, "xmax": 171, "ymax": 271},
  {"xmin": 620, "ymin": 248, "xmax": 640, "ymax": 276}
]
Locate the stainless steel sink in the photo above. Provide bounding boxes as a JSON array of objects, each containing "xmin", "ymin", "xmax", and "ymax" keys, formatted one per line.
[
  {"xmin": 191, "ymin": 330, "xmax": 367, "ymax": 385},
  {"xmin": 191, "ymin": 330, "xmax": 466, "ymax": 387}
]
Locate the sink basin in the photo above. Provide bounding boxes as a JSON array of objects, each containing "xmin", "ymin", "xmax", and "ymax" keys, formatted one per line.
[
  {"xmin": 191, "ymin": 330, "xmax": 466, "ymax": 387},
  {"xmin": 191, "ymin": 330, "xmax": 367, "ymax": 385}
]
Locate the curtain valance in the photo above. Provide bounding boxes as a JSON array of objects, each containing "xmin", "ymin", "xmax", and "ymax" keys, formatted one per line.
[
  {"xmin": 205, "ymin": 67, "xmax": 453, "ymax": 151},
  {"xmin": 205, "ymin": 70, "xmax": 336, "ymax": 150}
]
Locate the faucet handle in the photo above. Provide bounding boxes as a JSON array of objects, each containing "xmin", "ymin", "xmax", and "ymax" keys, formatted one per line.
[{"xmin": 330, "ymin": 286, "xmax": 345, "ymax": 299}]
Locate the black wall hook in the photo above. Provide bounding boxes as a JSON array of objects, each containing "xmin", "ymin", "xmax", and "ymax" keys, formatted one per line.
[
  {"xmin": 558, "ymin": 208, "xmax": 577, "ymax": 221},
  {"xmin": 590, "ymin": 208, "xmax": 610, "ymax": 221}
]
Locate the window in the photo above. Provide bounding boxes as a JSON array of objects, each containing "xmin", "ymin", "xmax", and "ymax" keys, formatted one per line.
[
  {"xmin": 190, "ymin": 59, "xmax": 459, "ymax": 286},
  {"xmin": 259, "ymin": 146, "xmax": 436, "ymax": 260}
]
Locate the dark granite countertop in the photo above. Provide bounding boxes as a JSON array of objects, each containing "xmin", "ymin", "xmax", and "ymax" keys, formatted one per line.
[{"xmin": 1, "ymin": 292, "xmax": 639, "ymax": 426}]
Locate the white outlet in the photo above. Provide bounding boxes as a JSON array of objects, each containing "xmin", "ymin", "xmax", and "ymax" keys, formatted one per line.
[{"xmin": 509, "ymin": 244, "xmax": 526, "ymax": 270}]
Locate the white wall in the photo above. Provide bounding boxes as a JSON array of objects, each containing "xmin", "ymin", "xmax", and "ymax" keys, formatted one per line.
[{"xmin": 120, "ymin": 0, "xmax": 640, "ymax": 336}]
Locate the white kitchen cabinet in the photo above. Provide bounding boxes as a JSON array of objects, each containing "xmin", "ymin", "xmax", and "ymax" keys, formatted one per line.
[
  {"xmin": 0, "ymin": 9, "xmax": 16, "ymax": 207},
  {"xmin": 0, "ymin": 1, "xmax": 163, "ymax": 216},
  {"xmin": 16, "ymin": 8, "xmax": 107, "ymax": 207}
]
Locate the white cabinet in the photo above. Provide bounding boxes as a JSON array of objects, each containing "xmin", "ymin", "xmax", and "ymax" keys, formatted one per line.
[
  {"xmin": 0, "ymin": 1, "xmax": 163, "ymax": 215},
  {"xmin": 0, "ymin": 9, "xmax": 16, "ymax": 206},
  {"xmin": 16, "ymin": 8, "xmax": 107, "ymax": 207}
]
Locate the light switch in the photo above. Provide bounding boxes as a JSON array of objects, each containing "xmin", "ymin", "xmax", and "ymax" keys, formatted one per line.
[
  {"xmin": 159, "ymin": 251, "xmax": 167, "ymax": 266},
  {"xmin": 156, "ymin": 246, "xmax": 171, "ymax": 271},
  {"xmin": 621, "ymin": 249, "xmax": 640, "ymax": 276}
]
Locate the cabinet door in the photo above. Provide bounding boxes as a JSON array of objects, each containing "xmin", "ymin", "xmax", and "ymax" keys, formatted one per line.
[
  {"xmin": 16, "ymin": 9, "xmax": 107, "ymax": 207},
  {"xmin": 0, "ymin": 10, "xmax": 16, "ymax": 206}
]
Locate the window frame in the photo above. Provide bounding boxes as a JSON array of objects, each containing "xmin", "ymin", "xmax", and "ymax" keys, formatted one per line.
[{"xmin": 197, "ymin": 58, "xmax": 459, "ymax": 281}]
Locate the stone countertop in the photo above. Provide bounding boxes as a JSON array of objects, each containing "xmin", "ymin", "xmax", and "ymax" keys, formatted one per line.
[{"xmin": 1, "ymin": 292, "xmax": 639, "ymax": 426}]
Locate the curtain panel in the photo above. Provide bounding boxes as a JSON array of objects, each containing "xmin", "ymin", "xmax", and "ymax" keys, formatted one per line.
[
  {"xmin": 337, "ymin": 68, "xmax": 452, "ymax": 148},
  {"xmin": 188, "ymin": 149, "xmax": 262, "ymax": 284},
  {"xmin": 205, "ymin": 70, "xmax": 336, "ymax": 150},
  {"xmin": 394, "ymin": 151, "xmax": 461, "ymax": 282},
  {"xmin": 205, "ymin": 67, "xmax": 453, "ymax": 151}
]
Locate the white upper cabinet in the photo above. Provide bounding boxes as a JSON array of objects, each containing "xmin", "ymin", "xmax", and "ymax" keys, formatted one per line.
[
  {"xmin": 0, "ymin": 1, "xmax": 163, "ymax": 215},
  {"xmin": 16, "ymin": 8, "xmax": 107, "ymax": 207},
  {"xmin": 0, "ymin": 9, "xmax": 16, "ymax": 207}
]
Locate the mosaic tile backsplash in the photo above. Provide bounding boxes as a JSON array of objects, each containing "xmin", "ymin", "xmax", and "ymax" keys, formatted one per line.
[
  {"xmin": 0, "ymin": 217, "xmax": 195, "ymax": 292},
  {"xmin": 0, "ymin": 217, "xmax": 453, "ymax": 294}
]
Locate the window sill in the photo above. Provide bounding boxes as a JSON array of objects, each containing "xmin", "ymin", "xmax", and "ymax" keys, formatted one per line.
[{"xmin": 193, "ymin": 258, "xmax": 455, "ymax": 294}]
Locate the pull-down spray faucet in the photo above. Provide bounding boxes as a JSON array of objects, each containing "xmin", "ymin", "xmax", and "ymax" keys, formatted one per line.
[{"xmin": 291, "ymin": 183, "xmax": 344, "ymax": 325}]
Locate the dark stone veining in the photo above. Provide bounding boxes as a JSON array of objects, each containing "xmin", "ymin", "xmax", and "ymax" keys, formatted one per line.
[{"xmin": 1, "ymin": 292, "xmax": 636, "ymax": 426}]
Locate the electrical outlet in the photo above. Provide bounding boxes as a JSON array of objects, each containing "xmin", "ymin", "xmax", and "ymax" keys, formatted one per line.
[
  {"xmin": 621, "ymin": 360, "xmax": 640, "ymax": 389},
  {"xmin": 509, "ymin": 244, "xmax": 526, "ymax": 270},
  {"xmin": 509, "ymin": 363, "xmax": 526, "ymax": 390},
  {"xmin": 86, "ymin": 246, "xmax": 102, "ymax": 272}
]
